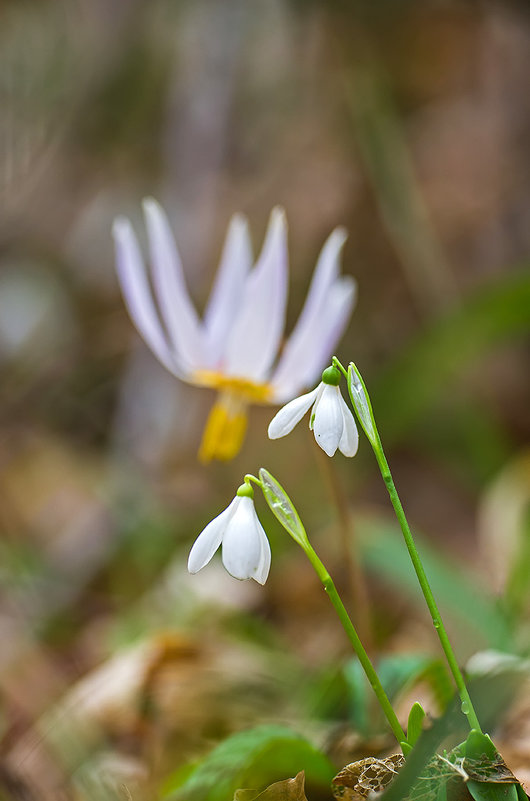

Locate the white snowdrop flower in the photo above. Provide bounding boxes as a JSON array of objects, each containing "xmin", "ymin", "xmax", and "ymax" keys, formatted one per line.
[
  {"xmin": 113, "ymin": 199, "xmax": 356, "ymax": 461},
  {"xmin": 188, "ymin": 484, "xmax": 271, "ymax": 584},
  {"xmin": 268, "ymin": 366, "xmax": 358, "ymax": 458}
]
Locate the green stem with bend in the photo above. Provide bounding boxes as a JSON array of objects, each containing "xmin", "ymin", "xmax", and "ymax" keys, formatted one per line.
[
  {"xmin": 337, "ymin": 359, "xmax": 482, "ymax": 734},
  {"xmin": 304, "ymin": 541, "xmax": 406, "ymax": 745}
]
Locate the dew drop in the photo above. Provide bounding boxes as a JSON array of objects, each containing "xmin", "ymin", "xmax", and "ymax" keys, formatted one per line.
[{"xmin": 461, "ymin": 700, "xmax": 469, "ymax": 715}]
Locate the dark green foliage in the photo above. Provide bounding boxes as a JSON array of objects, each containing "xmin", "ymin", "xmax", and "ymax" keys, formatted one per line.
[{"xmin": 163, "ymin": 725, "xmax": 335, "ymax": 801}]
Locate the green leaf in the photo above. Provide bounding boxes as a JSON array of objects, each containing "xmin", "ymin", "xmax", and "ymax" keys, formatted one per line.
[
  {"xmin": 377, "ymin": 654, "xmax": 450, "ymax": 706},
  {"xmin": 373, "ymin": 270, "xmax": 530, "ymax": 446},
  {"xmin": 347, "ymin": 363, "xmax": 379, "ymax": 448},
  {"xmin": 461, "ymin": 731, "xmax": 520, "ymax": 801},
  {"xmin": 464, "ymin": 731, "xmax": 497, "ymax": 762},
  {"xmin": 516, "ymin": 785, "xmax": 529, "ymax": 801},
  {"xmin": 359, "ymin": 514, "xmax": 513, "ymax": 651},
  {"xmin": 343, "ymin": 658, "xmax": 370, "ymax": 734},
  {"xmin": 163, "ymin": 725, "xmax": 334, "ymax": 801},
  {"xmin": 407, "ymin": 703, "xmax": 426, "ymax": 748},
  {"xmin": 434, "ymin": 777, "xmax": 448, "ymax": 801},
  {"xmin": 258, "ymin": 469, "xmax": 309, "ymax": 548},
  {"xmin": 343, "ymin": 654, "xmax": 450, "ymax": 737},
  {"xmin": 479, "ymin": 454, "xmax": 530, "ymax": 619},
  {"xmin": 378, "ymin": 698, "xmax": 464, "ymax": 801},
  {"xmin": 467, "ymin": 781, "xmax": 519, "ymax": 801}
]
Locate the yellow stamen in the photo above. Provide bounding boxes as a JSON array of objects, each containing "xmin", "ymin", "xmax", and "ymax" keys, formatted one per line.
[
  {"xmin": 194, "ymin": 371, "xmax": 274, "ymax": 462},
  {"xmin": 190, "ymin": 370, "xmax": 273, "ymax": 462},
  {"xmin": 198, "ymin": 393, "xmax": 249, "ymax": 463}
]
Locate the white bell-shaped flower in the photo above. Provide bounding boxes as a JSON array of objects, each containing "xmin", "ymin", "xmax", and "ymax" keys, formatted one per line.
[
  {"xmin": 268, "ymin": 366, "xmax": 358, "ymax": 458},
  {"xmin": 188, "ymin": 486, "xmax": 271, "ymax": 584}
]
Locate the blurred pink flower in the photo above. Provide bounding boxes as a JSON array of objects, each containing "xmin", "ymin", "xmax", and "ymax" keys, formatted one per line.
[{"xmin": 113, "ymin": 199, "xmax": 355, "ymax": 461}]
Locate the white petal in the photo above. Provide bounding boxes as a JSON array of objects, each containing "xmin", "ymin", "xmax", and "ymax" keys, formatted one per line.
[
  {"xmin": 143, "ymin": 198, "xmax": 206, "ymax": 371},
  {"xmin": 188, "ymin": 497, "xmax": 239, "ymax": 574},
  {"xmin": 221, "ymin": 497, "xmax": 267, "ymax": 581},
  {"xmin": 252, "ymin": 521, "xmax": 272, "ymax": 585},
  {"xmin": 338, "ymin": 392, "xmax": 359, "ymax": 457},
  {"xmin": 271, "ymin": 276, "xmax": 356, "ymax": 402},
  {"xmin": 112, "ymin": 217, "xmax": 184, "ymax": 377},
  {"xmin": 307, "ymin": 382, "xmax": 325, "ymax": 431},
  {"xmin": 203, "ymin": 214, "xmax": 253, "ymax": 364},
  {"xmin": 223, "ymin": 208, "xmax": 288, "ymax": 382},
  {"xmin": 267, "ymin": 386, "xmax": 320, "ymax": 439},
  {"xmin": 270, "ymin": 228, "xmax": 347, "ymax": 395},
  {"xmin": 312, "ymin": 384, "xmax": 343, "ymax": 457}
]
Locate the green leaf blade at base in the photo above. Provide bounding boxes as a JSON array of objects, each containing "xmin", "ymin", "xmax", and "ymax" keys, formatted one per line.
[{"xmin": 163, "ymin": 725, "xmax": 335, "ymax": 801}]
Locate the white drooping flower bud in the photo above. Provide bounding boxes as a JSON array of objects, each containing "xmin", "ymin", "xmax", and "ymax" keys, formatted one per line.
[{"xmin": 188, "ymin": 484, "xmax": 271, "ymax": 584}]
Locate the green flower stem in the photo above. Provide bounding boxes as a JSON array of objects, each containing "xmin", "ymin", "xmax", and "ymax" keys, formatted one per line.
[
  {"xmin": 303, "ymin": 541, "xmax": 406, "ymax": 745},
  {"xmin": 337, "ymin": 359, "xmax": 483, "ymax": 734},
  {"xmin": 315, "ymin": 446, "xmax": 374, "ymax": 655},
  {"xmin": 374, "ymin": 449, "xmax": 482, "ymax": 733}
]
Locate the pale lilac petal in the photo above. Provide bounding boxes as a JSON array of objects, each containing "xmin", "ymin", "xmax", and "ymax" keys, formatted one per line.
[
  {"xmin": 302, "ymin": 227, "xmax": 348, "ymax": 309},
  {"xmin": 223, "ymin": 208, "xmax": 288, "ymax": 382},
  {"xmin": 143, "ymin": 198, "xmax": 206, "ymax": 371},
  {"xmin": 312, "ymin": 384, "xmax": 343, "ymax": 457},
  {"xmin": 221, "ymin": 497, "xmax": 266, "ymax": 581},
  {"xmin": 203, "ymin": 214, "xmax": 253, "ymax": 364},
  {"xmin": 188, "ymin": 497, "xmax": 239, "ymax": 574},
  {"xmin": 112, "ymin": 217, "xmax": 184, "ymax": 377},
  {"xmin": 277, "ymin": 277, "xmax": 356, "ymax": 401},
  {"xmin": 338, "ymin": 393, "xmax": 359, "ymax": 457},
  {"xmin": 252, "ymin": 522, "xmax": 271, "ymax": 585},
  {"xmin": 308, "ymin": 278, "xmax": 356, "ymax": 376},
  {"xmin": 270, "ymin": 229, "xmax": 348, "ymax": 395},
  {"xmin": 271, "ymin": 279, "xmax": 356, "ymax": 402},
  {"xmin": 267, "ymin": 387, "xmax": 319, "ymax": 439}
]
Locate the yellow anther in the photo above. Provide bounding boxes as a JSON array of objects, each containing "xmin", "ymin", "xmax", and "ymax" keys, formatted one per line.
[{"xmin": 198, "ymin": 393, "xmax": 249, "ymax": 462}]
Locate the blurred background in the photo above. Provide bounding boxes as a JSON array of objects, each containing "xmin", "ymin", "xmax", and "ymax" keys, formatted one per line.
[{"xmin": 0, "ymin": 0, "xmax": 529, "ymax": 798}]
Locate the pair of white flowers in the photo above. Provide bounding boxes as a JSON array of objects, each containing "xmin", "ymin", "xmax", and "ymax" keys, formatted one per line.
[
  {"xmin": 188, "ymin": 365, "xmax": 358, "ymax": 585},
  {"xmin": 113, "ymin": 200, "xmax": 359, "ymax": 584},
  {"xmin": 189, "ymin": 377, "xmax": 357, "ymax": 585}
]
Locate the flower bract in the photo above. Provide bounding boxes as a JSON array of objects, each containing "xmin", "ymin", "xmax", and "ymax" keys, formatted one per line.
[
  {"xmin": 188, "ymin": 493, "xmax": 271, "ymax": 584},
  {"xmin": 268, "ymin": 379, "xmax": 359, "ymax": 457},
  {"xmin": 113, "ymin": 199, "xmax": 356, "ymax": 461}
]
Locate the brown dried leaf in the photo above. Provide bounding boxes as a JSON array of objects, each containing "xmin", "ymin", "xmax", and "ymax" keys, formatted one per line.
[
  {"xmin": 332, "ymin": 755, "xmax": 405, "ymax": 800},
  {"xmin": 464, "ymin": 755, "xmax": 519, "ymax": 783},
  {"xmin": 234, "ymin": 771, "xmax": 307, "ymax": 801}
]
